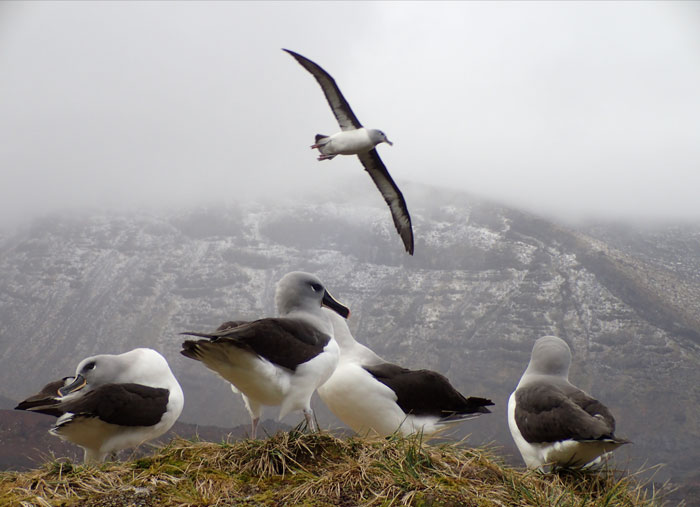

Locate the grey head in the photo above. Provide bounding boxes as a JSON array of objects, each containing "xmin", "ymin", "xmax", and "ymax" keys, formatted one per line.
[
  {"xmin": 275, "ymin": 271, "xmax": 350, "ymax": 320},
  {"xmin": 368, "ymin": 129, "xmax": 393, "ymax": 147},
  {"xmin": 523, "ymin": 336, "xmax": 572, "ymax": 380},
  {"xmin": 59, "ymin": 348, "xmax": 169, "ymax": 396}
]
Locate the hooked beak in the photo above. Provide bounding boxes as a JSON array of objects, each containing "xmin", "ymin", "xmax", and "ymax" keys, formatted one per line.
[
  {"xmin": 385, "ymin": 139, "xmax": 393, "ymax": 146},
  {"xmin": 58, "ymin": 374, "xmax": 87, "ymax": 397},
  {"xmin": 321, "ymin": 289, "xmax": 350, "ymax": 319}
]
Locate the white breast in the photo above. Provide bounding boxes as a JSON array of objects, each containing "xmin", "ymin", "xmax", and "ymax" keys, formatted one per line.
[{"xmin": 321, "ymin": 128, "xmax": 375, "ymax": 156}]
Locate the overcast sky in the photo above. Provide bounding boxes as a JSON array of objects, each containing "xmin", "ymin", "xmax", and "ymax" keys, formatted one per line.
[{"xmin": 1, "ymin": 1, "xmax": 699, "ymax": 227}]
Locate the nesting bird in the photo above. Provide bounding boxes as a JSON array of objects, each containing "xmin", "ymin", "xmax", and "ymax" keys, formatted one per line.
[
  {"xmin": 15, "ymin": 348, "xmax": 184, "ymax": 463},
  {"xmin": 508, "ymin": 336, "xmax": 629, "ymax": 469},
  {"xmin": 181, "ymin": 271, "xmax": 349, "ymax": 438},
  {"xmin": 317, "ymin": 310, "xmax": 493, "ymax": 438},
  {"xmin": 283, "ymin": 48, "xmax": 414, "ymax": 255}
]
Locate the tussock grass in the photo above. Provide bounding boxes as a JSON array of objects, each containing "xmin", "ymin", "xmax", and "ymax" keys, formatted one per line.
[{"xmin": 0, "ymin": 431, "xmax": 657, "ymax": 506}]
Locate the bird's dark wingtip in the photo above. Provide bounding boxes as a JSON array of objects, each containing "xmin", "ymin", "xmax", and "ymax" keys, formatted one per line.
[
  {"xmin": 180, "ymin": 341, "xmax": 203, "ymax": 361},
  {"xmin": 282, "ymin": 48, "xmax": 300, "ymax": 59},
  {"xmin": 403, "ymin": 232, "xmax": 415, "ymax": 255}
]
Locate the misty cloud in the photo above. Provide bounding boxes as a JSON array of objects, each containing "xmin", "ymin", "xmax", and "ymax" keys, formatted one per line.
[{"xmin": 1, "ymin": 1, "xmax": 699, "ymax": 227}]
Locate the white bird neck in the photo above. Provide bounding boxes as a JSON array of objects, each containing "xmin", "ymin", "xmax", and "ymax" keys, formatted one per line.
[{"xmin": 286, "ymin": 307, "xmax": 333, "ymax": 336}]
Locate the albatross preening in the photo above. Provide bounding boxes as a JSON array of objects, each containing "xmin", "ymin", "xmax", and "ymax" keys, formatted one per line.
[
  {"xmin": 181, "ymin": 271, "xmax": 349, "ymax": 438},
  {"xmin": 283, "ymin": 48, "xmax": 414, "ymax": 255},
  {"xmin": 15, "ymin": 348, "xmax": 184, "ymax": 463},
  {"xmin": 317, "ymin": 310, "xmax": 493, "ymax": 438},
  {"xmin": 508, "ymin": 336, "xmax": 629, "ymax": 469}
]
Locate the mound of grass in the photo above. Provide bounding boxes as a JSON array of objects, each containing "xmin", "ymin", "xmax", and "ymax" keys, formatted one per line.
[{"xmin": 0, "ymin": 431, "xmax": 656, "ymax": 506}]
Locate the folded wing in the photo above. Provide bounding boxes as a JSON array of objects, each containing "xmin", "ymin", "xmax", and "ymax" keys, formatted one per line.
[
  {"xmin": 181, "ymin": 318, "xmax": 332, "ymax": 371},
  {"xmin": 515, "ymin": 383, "xmax": 618, "ymax": 443}
]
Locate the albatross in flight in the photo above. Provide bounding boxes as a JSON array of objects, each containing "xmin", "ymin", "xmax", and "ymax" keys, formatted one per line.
[
  {"xmin": 508, "ymin": 336, "xmax": 629, "ymax": 469},
  {"xmin": 283, "ymin": 48, "xmax": 414, "ymax": 255},
  {"xmin": 181, "ymin": 271, "xmax": 349, "ymax": 438}
]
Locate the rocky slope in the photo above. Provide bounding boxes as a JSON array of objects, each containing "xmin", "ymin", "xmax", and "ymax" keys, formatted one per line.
[{"xmin": 0, "ymin": 182, "xmax": 698, "ymax": 486}]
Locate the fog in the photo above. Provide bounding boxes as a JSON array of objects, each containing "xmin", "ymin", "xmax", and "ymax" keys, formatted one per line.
[{"xmin": 1, "ymin": 1, "xmax": 699, "ymax": 228}]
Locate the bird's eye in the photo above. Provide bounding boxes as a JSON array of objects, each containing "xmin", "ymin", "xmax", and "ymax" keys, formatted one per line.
[
  {"xmin": 83, "ymin": 361, "xmax": 96, "ymax": 371},
  {"xmin": 310, "ymin": 283, "xmax": 323, "ymax": 292}
]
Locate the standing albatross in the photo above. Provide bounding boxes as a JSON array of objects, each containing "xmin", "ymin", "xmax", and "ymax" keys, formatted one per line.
[
  {"xmin": 181, "ymin": 271, "xmax": 349, "ymax": 438},
  {"xmin": 318, "ymin": 310, "xmax": 493, "ymax": 437},
  {"xmin": 15, "ymin": 348, "xmax": 184, "ymax": 463},
  {"xmin": 283, "ymin": 48, "xmax": 414, "ymax": 255},
  {"xmin": 508, "ymin": 336, "xmax": 629, "ymax": 469}
]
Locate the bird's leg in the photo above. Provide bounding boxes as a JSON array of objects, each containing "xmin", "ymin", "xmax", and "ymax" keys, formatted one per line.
[
  {"xmin": 317, "ymin": 154, "xmax": 336, "ymax": 161},
  {"xmin": 303, "ymin": 408, "xmax": 316, "ymax": 432},
  {"xmin": 250, "ymin": 417, "xmax": 259, "ymax": 440}
]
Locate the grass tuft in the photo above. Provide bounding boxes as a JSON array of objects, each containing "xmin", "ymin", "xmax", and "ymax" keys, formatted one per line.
[{"xmin": 0, "ymin": 432, "xmax": 658, "ymax": 506}]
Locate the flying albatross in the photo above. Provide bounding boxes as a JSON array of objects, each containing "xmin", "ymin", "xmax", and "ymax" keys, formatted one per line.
[
  {"xmin": 15, "ymin": 348, "xmax": 184, "ymax": 463},
  {"xmin": 283, "ymin": 48, "xmax": 414, "ymax": 255},
  {"xmin": 508, "ymin": 336, "xmax": 629, "ymax": 469},
  {"xmin": 181, "ymin": 271, "xmax": 349, "ymax": 438},
  {"xmin": 317, "ymin": 310, "xmax": 493, "ymax": 438}
]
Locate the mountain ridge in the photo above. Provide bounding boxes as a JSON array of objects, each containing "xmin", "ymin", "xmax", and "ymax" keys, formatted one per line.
[{"xmin": 0, "ymin": 183, "xmax": 698, "ymax": 485}]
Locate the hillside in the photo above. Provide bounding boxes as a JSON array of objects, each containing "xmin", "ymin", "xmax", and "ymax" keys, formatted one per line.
[
  {"xmin": 0, "ymin": 409, "xmax": 290, "ymax": 472},
  {"xmin": 0, "ymin": 432, "xmax": 656, "ymax": 506},
  {"xmin": 0, "ymin": 181, "xmax": 699, "ymax": 490}
]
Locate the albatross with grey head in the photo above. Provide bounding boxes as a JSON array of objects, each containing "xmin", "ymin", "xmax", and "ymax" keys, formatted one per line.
[
  {"xmin": 16, "ymin": 348, "xmax": 184, "ymax": 463},
  {"xmin": 317, "ymin": 310, "xmax": 493, "ymax": 438},
  {"xmin": 283, "ymin": 48, "xmax": 414, "ymax": 255},
  {"xmin": 181, "ymin": 271, "xmax": 349, "ymax": 438},
  {"xmin": 508, "ymin": 336, "xmax": 629, "ymax": 469}
]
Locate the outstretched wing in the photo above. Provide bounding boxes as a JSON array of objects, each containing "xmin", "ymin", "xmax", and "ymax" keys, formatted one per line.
[
  {"xmin": 357, "ymin": 149, "xmax": 414, "ymax": 255},
  {"xmin": 283, "ymin": 49, "xmax": 363, "ymax": 131}
]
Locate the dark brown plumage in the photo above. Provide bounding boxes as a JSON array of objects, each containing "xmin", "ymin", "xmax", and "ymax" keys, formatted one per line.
[
  {"xmin": 14, "ymin": 378, "xmax": 71, "ymax": 417},
  {"xmin": 57, "ymin": 384, "xmax": 170, "ymax": 427},
  {"xmin": 514, "ymin": 381, "xmax": 621, "ymax": 444},
  {"xmin": 363, "ymin": 363, "xmax": 493, "ymax": 418},
  {"xmin": 182, "ymin": 318, "xmax": 332, "ymax": 371}
]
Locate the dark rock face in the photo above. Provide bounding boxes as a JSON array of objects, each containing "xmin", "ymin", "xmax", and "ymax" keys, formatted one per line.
[{"xmin": 1, "ymin": 185, "xmax": 698, "ymax": 486}]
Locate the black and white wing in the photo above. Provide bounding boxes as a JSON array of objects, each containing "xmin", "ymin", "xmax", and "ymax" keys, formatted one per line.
[
  {"xmin": 181, "ymin": 317, "xmax": 332, "ymax": 371},
  {"xmin": 357, "ymin": 149, "xmax": 414, "ymax": 255},
  {"xmin": 57, "ymin": 383, "xmax": 170, "ymax": 427},
  {"xmin": 283, "ymin": 49, "xmax": 363, "ymax": 131}
]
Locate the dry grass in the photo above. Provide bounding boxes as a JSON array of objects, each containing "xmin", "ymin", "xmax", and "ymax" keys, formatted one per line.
[{"xmin": 0, "ymin": 430, "xmax": 659, "ymax": 506}]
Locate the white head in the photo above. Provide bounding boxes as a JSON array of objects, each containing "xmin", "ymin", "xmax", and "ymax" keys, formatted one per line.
[
  {"xmin": 60, "ymin": 348, "xmax": 176, "ymax": 395},
  {"xmin": 275, "ymin": 271, "xmax": 349, "ymax": 320},
  {"xmin": 524, "ymin": 336, "xmax": 572, "ymax": 379},
  {"xmin": 368, "ymin": 129, "xmax": 393, "ymax": 147}
]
